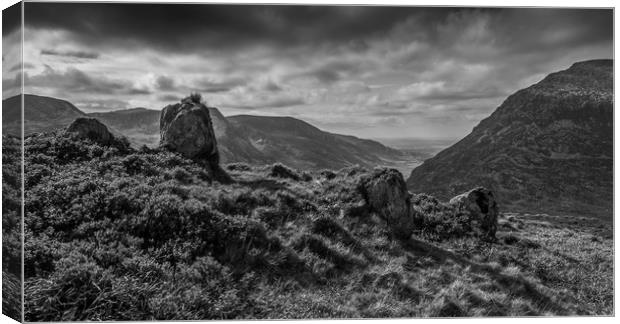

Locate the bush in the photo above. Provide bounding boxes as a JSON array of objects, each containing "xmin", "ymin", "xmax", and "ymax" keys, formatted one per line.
[{"xmin": 183, "ymin": 93, "xmax": 203, "ymax": 105}]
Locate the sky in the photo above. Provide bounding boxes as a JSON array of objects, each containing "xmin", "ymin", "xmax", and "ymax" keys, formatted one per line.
[{"xmin": 2, "ymin": 2, "xmax": 614, "ymax": 139}]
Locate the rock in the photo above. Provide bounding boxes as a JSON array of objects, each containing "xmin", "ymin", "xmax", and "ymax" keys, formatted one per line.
[
  {"xmin": 359, "ymin": 168, "xmax": 413, "ymax": 238},
  {"xmin": 269, "ymin": 163, "xmax": 300, "ymax": 181},
  {"xmin": 160, "ymin": 97, "xmax": 219, "ymax": 167},
  {"xmin": 449, "ymin": 187, "xmax": 498, "ymax": 238},
  {"xmin": 65, "ymin": 118, "xmax": 114, "ymax": 145}
]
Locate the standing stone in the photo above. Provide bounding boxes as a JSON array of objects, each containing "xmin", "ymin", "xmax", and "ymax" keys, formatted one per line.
[
  {"xmin": 359, "ymin": 168, "xmax": 413, "ymax": 238},
  {"xmin": 160, "ymin": 96, "xmax": 219, "ymax": 168},
  {"xmin": 449, "ymin": 187, "xmax": 498, "ymax": 238},
  {"xmin": 65, "ymin": 118, "xmax": 115, "ymax": 145}
]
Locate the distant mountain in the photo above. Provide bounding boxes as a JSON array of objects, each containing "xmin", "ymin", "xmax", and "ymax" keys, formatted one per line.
[
  {"xmin": 407, "ymin": 60, "xmax": 613, "ymax": 218},
  {"xmin": 3, "ymin": 94, "xmax": 86, "ymax": 136},
  {"xmin": 89, "ymin": 108, "xmax": 161, "ymax": 147},
  {"xmin": 4, "ymin": 94, "xmax": 409, "ymax": 171},
  {"xmin": 227, "ymin": 115, "xmax": 405, "ymax": 170}
]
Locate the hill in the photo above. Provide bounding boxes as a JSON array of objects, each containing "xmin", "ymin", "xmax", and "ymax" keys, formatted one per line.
[
  {"xmin": 15, "ymin": 132, "xmax": 612, "ymax": 320},
  {"xmin": 2, "ymin": 94, "xmax": 86, "ymax": 135},
  {"xmin": 406, "ymin": 60, "xmax": 613, "ymax": 219},
  {"xmin": 227, "ymin": 114, "xmax": 405, "ymax": 170},
  {"xmin": 4, "ymin": 94, "xmax": 412, "ymax": 171}
]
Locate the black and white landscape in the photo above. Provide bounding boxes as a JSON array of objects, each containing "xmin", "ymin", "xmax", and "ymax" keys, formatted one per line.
[{"xmin": 1, "ymin": 3, "xmax": 614, "ymax": 321}]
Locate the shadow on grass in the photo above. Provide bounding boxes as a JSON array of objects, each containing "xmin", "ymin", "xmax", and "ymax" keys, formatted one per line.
[
  {"xmin": 236, "ymin": 178, "xmax": 289, "ymax": 192},
  {"xmin": 400, "ymin": 237, "xmax": 572, "ymax": 315}
]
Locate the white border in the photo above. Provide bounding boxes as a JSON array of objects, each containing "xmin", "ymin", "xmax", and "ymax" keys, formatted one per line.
[{"xmin": 0, "ymin": 1, "xmax": 617, "ymax": 324}]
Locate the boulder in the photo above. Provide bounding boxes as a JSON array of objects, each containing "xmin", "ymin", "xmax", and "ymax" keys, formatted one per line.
[
  {"xmin": 269, "ymin": 163, "xmax": 301, "ymax": 181},
  {"xmin": 359, "ymin": 168, "xmax": 413, "ymax": 238},
  {"xmin": 160, "ymin": 97, "xmax": 219, "ymax": 167},
  {"xmin": 65, "ymin": 118, "xmax": 114, "ymax": 145},
  {"xmin": 449, "ymin": 187, "xmax": 498, "ymax": 238}
]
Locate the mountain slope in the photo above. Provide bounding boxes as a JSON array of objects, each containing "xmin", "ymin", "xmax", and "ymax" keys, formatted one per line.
[
  {"xmin": 2, "ymin": 94, "xmax": 86, "ymax": 136},
  {"xmin": 228, "ymin": 114, "xmax": 405, "ymax": 170},
  {"xmin": 89, "ymin": 108, "xmax": 161, "ymax": 147},
  {"xmin": 406, "ymin": 60, "xmax": 613, "ymax": 218}
]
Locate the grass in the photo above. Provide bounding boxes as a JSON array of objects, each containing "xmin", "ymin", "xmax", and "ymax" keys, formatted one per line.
[{"xmin": 9, "ymin": 132, "xmax": 615, "ymax": 320}]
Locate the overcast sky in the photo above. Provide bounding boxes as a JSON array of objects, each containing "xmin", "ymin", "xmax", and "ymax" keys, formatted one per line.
[{"xmin": 2, "ymin": 3, "xmax": 613, "ymax": 139}]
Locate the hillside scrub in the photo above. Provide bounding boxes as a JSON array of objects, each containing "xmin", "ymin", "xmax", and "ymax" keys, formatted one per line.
[
  {"xmin": 19, "ymin": 132, "xmax": 613, "ymax": 320},
  {"xmin": 2, "ymin": 135, "xmax": 22, "ymax": 321}
]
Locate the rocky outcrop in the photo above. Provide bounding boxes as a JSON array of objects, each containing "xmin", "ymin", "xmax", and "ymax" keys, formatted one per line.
[
  {"xmin": 407, "ymin": 60, "xmax": 613, "ymax": 218},
  {"xmin": 359, "ymin": 168, "xmax": 414, "ymax": 238},
  {"xmin": 65, "ymin": 118, "xmax": 114, "ymax": 145},
  {"xmin": 449, "ymin": 187, "xmax": 498, "ymax": 238},
  {"xmin": 160, "ymin": 96, "xmax": 219, "ymax": 168}
]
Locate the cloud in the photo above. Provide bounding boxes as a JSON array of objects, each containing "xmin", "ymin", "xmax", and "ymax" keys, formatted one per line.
[
  {"xmin": 23, "ymin": 4, "xmax": 419, "ymax": 52},
  {"xmin": 25, "ymin": 65, "xmax": 149, "ymax": 95},
  {"xmin": 396, "ymin": 81, "xmax": 507, "ymax": 101},
  {"xmin": 219, "ymin": 89, "xmax": 306, "ymax": 110},
  {"xmin": 74, "ymin": 98, "xmax": 130, "ymax": 112},
  {"xmin": 262, "ymin": 80, "xmax": 282, "ymax": 92},
  {"xmin": 194, "ymin": 76, "xmax": 246, "ymax": 93},
  {"xmin": 155, "ymin": 75, "xmax": 175, "ymax": 91},
  {"xmin": 2, "ymin": 2, "xmax": 21, "ymax": 36},
  {"xmin": 40, "ymin": 49, "xmax": 100, "ymax": 59},
  {"xmin": 9, "ymin": 62, "xmax": 35, "ymax": 72},
  {"xmin": 289, "ymin": 59, "xmax": 366, "ymax": 84},
  {"xmin": 2, "ymin": 72, "xmax": 22, "ymax": 97},
  {"xmin": 158, "ymin": 94, "xmax": 181, "ymax": 102}
]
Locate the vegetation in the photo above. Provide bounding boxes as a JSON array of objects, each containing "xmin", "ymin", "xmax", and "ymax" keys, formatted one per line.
[
  {"xmin": 2, "ymin": 135, "xmax": 22, "ymax": 321},
  {"xmin": 187, "ymin": 93, "xmax": 203, "ymax": 105},
  {"xmin": 17, "ymin": 132, "xmax": 613, "ymax": 320}
]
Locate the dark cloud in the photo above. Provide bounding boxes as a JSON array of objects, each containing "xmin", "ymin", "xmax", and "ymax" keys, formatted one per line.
[
  {"xmin": 155, "ymin": 75, "xmax": 175, "ymax": 91},
  {"xmin": 40, "ymin": 49, "xmax": 100, "ymax": 59},
  {"xmin": 262, "ymin": 80, "xmax": 282, "ymax": 92},
  {"xmin": 23, "ymin": 4, "xmax": 612, "ymax": 58},
  {"xmin": 25, "ymin": 66, "xmax": 148, "ymax": 95},
  {"xmin": 2, "ymin": 2, "xmax": 21, "ymax": 36},
  {"xmin": 23, "ymin": 4, "xmax": 420, "ymax": 51},
  {"xmin": 290, "ymin": 60, "xmax": 364, "ymax": 84}
]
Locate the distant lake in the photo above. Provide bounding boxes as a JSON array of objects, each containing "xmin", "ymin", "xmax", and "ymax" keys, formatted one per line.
[{"xmin": 372, "ymin": 137, "xmax": 459, "ymax": 177}]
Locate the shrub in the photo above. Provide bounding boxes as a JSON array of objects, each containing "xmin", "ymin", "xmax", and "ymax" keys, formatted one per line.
[
  {"xmin": 184, "ymin": 93, "xmax": 203, "ymax": 105},
  {"xmin": 226, "ymin": 163, "xmax": 252, "ymax": 172}
]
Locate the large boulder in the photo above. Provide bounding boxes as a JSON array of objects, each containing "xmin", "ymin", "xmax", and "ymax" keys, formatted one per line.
[
  {"xmin": 160, "ymin": 97, "xmax": 219, "ymax": 167},
  {"xmin": 359, "ymin": 168, "xmax": 413, "ymax": 238},
  {"xmin": 449, "ymin": 187, "xmax": 498, "ymax": 238},
  {"xmin": 65, "ymin": 118, "xmax": 114, "ymax": 145}
]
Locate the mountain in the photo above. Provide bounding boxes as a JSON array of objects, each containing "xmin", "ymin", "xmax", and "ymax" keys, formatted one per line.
[
  {"xmin": 406, "ymin": 60, "xmax": 613, "ymax": 218},
  {"xmin": 2, "ymin": 94, "xmax": 86, "ymax": 136},
  {"xmin": 89, "ymin": 108, "xmax": 161, "ymax": 147},
  {"xmin": 4, "ymin": 94, "xmax": 409, "ymax": 171},
  {"xmin": 227, "ymin": 115, "xmax": 404, "ymax": 170}
]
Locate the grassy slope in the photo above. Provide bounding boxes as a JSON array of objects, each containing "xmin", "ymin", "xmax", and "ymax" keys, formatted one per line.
[{"xmin": 20, "ymin": 132, "xmax": 613, "ymax": 320}]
